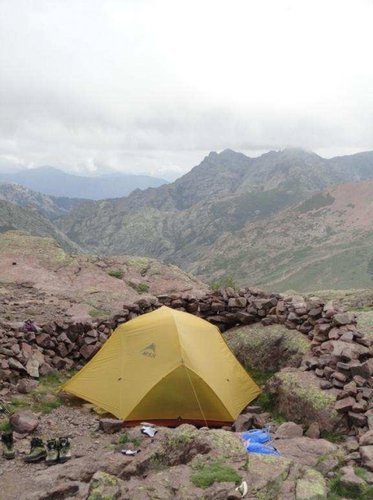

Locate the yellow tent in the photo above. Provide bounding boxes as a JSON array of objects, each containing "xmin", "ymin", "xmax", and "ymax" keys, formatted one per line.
[{"xmin": 62, "ymin": 306, "xmax": 261, "ymax": 426}]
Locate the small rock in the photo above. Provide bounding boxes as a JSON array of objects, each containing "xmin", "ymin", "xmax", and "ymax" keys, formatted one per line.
[
  {"xmin": 16, "ymin": 379, "xmax": 38, "ymax": 394},
  {"xmin": 335, "ymin": 397, "xmax": 356, "ymax": 413},
  {"xmin": 360, "ymin": 431, "xmax": 373, "ymax": 446},
  {"xmin": 360, "ymin": 446, "xmax": 373, "ymax": 471},
  {"xmin": 10, "ymin": 411, "xmax": 39, "ymax": 434},
  {"xmin": 233, "ymin": 413, "xmax": 253, "ymax": 432},
  {"xmin": 99, "ymin": 418, "xmax": 123, "ymax": 434},
  {"xmin": 339, "ymin": 465, "xmax": 367, "ymax": 494},
  {"xmin": 305, "ymin": 422, "xmax": 320, "ymax": 439},
  {"xmin": 275, "ymin": 422, "xmax": 303, "ymax": 439}
]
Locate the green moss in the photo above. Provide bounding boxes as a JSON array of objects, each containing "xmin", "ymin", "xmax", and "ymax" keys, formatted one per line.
[
  {"xmin": 191, "ymin": 460, "xmax": 241, "ymax": 489},
  {"xmin": 281, "ymin": 372, "xmax": 336, "ymax": 413}
]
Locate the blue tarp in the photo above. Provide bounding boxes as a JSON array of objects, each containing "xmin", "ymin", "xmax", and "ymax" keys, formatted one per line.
[{"xmin": 240, "ymin": 428, "xmax": 280, "ymax": 456}]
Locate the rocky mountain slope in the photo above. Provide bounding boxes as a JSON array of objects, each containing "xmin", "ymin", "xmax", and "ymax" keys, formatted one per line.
[
  {"xmin": 0, "ymin": 166, "xmax": 168, "ymax": 200},
  {"xmin": 56, "ymin": 149, "xmax": 373, "ymax": 290},
  {"xmin": 0, "ymin": 183, "xmax": 83, "ymax": 220},
  {"xmin": 0, "ymin": 231, "xmax": 207, "ymax": 322},
  {"xmin": 193, "ymin": 179, "xmax": 373, "ymax": 291},
  {"xmin": 0, "ymin": 199, "xmax": 80, "ymax": 253}
]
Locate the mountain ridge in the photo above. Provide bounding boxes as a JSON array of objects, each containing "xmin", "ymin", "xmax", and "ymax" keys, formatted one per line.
[{"xmin": 0, "ymin": 166, "xmax": 168, "ymax": 200}]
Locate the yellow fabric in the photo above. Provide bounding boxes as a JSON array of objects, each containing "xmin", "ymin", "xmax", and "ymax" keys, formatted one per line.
[{"xmin": 62, "ymin": 306, "xmax": 261, "ymax": 422}]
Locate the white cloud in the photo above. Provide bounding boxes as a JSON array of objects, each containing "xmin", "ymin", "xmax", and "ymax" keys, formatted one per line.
[{"xmin": 1, "ymin": 0, "xmax": 373, "ymax": 177}]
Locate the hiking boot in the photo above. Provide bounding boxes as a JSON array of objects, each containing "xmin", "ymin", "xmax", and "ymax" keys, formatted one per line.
[
  {"xmin": 58, "ymin": 437, "xmax": 71, "ymax": 463},
  {"xmin": 45, "ymin": 439, "xmax": 59, "ymax": 466},
  {"xmin": 24, "ymin": 437, "xmax": 46, "ymax": 463},
  {"xmin": 1, "ymin": 432, "xmax": 15, "ymax": 460}
]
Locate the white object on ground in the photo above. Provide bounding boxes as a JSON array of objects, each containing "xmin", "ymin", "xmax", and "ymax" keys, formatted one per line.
[
  {"xmin": 121, "ymin": 449, "xmax": 141, "ymax": 456},
  {"xmin": 141, "ymin": 425, "xmax": 157, "ymax": 437},
  {"xmin": 235, "ymin": 480, "xmax": 248, "ymax": 498}
]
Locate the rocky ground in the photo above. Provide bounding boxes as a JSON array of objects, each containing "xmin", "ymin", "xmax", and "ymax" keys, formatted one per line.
[
  {"xmin": 0, "ymin": 231, "xmax": 207, "ymax": 322},
  {"xmin": 1, "ymin": 237, "xmax": 372, "ymax": 498},
  {"xmin": 2, "ymin": 400, "xmax": 373, "ymax": 499}
]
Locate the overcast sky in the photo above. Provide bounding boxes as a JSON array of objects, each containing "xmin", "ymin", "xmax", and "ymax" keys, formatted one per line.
[{"xmin": 1, "ymin": 0, "xmax": 373, "ymax": 179}]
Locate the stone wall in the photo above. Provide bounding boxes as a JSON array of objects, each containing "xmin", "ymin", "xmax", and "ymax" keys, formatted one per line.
[{"xmin": 0, "ymin": 286, "xmax": 372, "ymax": 435}]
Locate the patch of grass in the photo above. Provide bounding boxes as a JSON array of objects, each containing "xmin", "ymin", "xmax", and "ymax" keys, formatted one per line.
[
  {"xmin": 354, "ymin": 467, "xmax": 368, "ymax": 481},
  {"xmin": 0, "ymin": 419, "xmax": 11, "ymax": 432},
  {"xmin": 136, "ymin": 283, "xmax": 149, "ymax": 293},
  {"xmin": 108, "ymin": 270, "xmax": 123, "ymax": 279},
  {"xmin": 191, "ymin": 460, "xmax": 241, "ymax": 489},
  {"xmin": 247, "ymin": 367, "xmax": 276, "ymax": 387},
  {"xmin": 89, "ymin": 307, "xmax": 110, "ymax": 318},
  {"xmin": 118, "ymin": 431, "xmax": 143, "ymax": 448},
  {"xmin": 148, "ymin": 451, "xmax": 168, "ymax": 471},
  {"xmin": 5, "ymin": 373, "xmax": 70, "ymax": 415},
  {"xmin": 210, "ymin": 275, "xmax": 238, "ymax": 291},
  {"xmin": 254, "ymin": 392, "xmax": 286, "ymax": 423},
  {"xmin": 328, "ymin": 471, "xmax": 373, "ymax": 499},
  {"xmin": 320, "ymin": 430, "xmax": 344, "ymax": 444}
]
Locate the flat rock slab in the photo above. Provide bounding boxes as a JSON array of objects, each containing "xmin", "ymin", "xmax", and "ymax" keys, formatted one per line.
[{"xmin": 274, "ymin": 437, "xmax": 339, "ymax": 471}]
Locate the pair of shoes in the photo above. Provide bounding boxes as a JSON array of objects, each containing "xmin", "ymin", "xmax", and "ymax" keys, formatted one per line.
[
  {"xmin": 48, "ymin": 437, "xmax": 72, "ymax": 465},
  {"xmin": 1, "ymin": 432, "xmax": 15, "ymax": 460},
  {"xmin": 24, "ymin": 437, "xmax": 71, "ymax": 465}
]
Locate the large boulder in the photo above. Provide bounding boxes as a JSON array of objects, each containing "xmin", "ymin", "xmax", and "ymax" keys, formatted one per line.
[
  {"xmin": 224, "ymin": 324, "xmax": 310, "ymax": 372},
  {"xmin": 266, "ymin": 368, "xmax": 346, "ymax": 431}
]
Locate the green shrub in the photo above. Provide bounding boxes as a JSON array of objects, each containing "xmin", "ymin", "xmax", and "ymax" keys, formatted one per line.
[
  {"xmin": 320, "ymin": 430, "xmax": 344, "ymax": 443},
  {"xmin": 118, "ymin": 431, "xmax": 142, "ymax": 448},
  {"xmin": 89, "ymin": 308, "xmax": 110, "ymax": 318},
  {"xmin": 108, "ymin": 270, "xmax": 123, "ymax": 279},
  {"xmin": 137, "ymin": 283, "xmax": 149, "ymax": 293},
  {"xmin": 0, "ymin": 419, "xmax": 11, "ymax": 432},
  {"xmin": 191, "ymin": 461, "xmax": 241, "ymax": 489},
  {"xmin": 210, "ymin": 275, "xmax": 238, "ymax": 291}
]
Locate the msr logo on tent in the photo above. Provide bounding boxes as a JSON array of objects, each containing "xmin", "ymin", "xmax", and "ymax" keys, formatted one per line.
[{"xmin": 141, "ymin": 343, "xmax": 156, "ymax": 358}]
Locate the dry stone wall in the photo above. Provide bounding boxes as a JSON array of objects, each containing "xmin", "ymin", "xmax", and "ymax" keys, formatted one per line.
[{"xmin": 0, "ymin": 287, "xmax": 372, "ymax": 435}]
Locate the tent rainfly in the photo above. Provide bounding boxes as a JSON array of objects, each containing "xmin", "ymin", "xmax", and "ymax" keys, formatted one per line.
[{"xmin": 62, "ymin": 306, "xmax": 261, "ymax": 426}]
